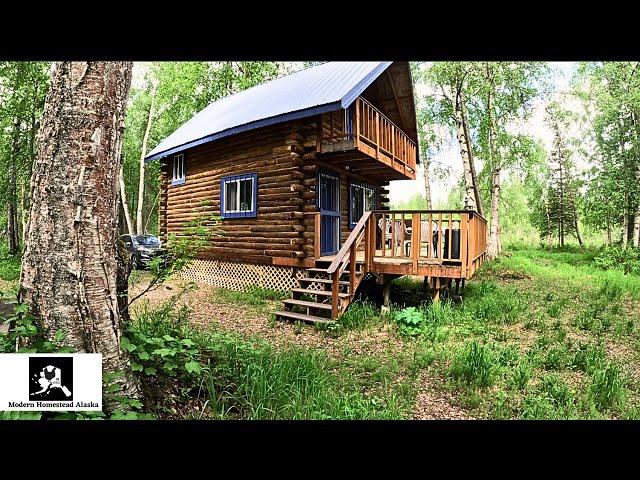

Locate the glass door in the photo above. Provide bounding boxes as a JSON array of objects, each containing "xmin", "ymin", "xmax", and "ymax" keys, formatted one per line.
[{"xmin": 318, "ymin": 171, "xmax": 341, "ymax": 255}]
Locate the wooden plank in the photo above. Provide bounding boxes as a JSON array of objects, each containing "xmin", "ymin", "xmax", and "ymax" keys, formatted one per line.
[
  {"xmin": 460, "ymin": 213, "xmax": 468, "ymax": 278},
  {"xmin": 314, "ymin": 212, "xmax": 321, "ymax": 259},
  {"xmin": 412, "ymin": 212, "xmax": 420, "ymax": 272},
  {"xmin": 438, "ymin": 213, "xmax": 443, "ymax": 259},
  {"xmin": 391, "ymin": 213, "xmax": 396, "ymax": 258},
  {"xmin": 448, "ymin": 212, "xmax": 453, "ymax": 260},
  {"xmin": 427, "ymin": 213, "xmax": 432, "ymax": 259}
]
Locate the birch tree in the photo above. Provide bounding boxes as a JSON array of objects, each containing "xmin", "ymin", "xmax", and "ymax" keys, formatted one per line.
[
  {"xmin": 19, "ymin": 62, "xmax": 138, "ymax": 399},
  {"xmin": 476, "ymin": 62, "xmax": 548, "ymax": 258},
  {"xmin": 421, "ymin": 62, "xmax": 484, "ymax": 214}
]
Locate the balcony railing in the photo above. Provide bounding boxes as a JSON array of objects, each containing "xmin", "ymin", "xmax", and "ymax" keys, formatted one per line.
[{"xmin": 318, "ymin": 97, "xmax": 417, "ymax": 179}]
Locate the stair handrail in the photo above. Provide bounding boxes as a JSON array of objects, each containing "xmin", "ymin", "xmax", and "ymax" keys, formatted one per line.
[
  {"xmin": 327, "ymin": 211, "xmax": 372, "ymax": 318},
  {"xmin": 327, "ymin": 211, "xmax": 372, "ymax": 275}
]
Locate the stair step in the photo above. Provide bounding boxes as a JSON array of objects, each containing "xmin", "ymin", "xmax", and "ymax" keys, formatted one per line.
[
  {"xmin": 291, "ymin": 288, "xmax": 350, "ymax": 298},
  {"xmin": 275, "ymin": 310, "xmax": 334, "ymax": 324},
  {"xmin": 283, "ymin": 299, "xmax": 332, "ymax": 310},
  {"xmin": 306, "ymin": 267, "xmax": 329, "ymax": 274},
  {"xmin": 299, "ymin": 277, "xmax": 349, "ymax": 286}
]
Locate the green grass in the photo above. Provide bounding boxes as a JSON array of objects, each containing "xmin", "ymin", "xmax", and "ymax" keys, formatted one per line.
[
  {"xmin": 0, "ymin": 244, "xmax": 20, "ymax": 297},
  {"xmin": 205, "ymin": 342, "xmax": 403, "ymax": 419},
  {"xmin": 210, "ymin": 285, "xmax": 285, "ymax": 311},
  {"xmin": 373, "ymin": 244, "xmax": 640, "ymax": 419}
]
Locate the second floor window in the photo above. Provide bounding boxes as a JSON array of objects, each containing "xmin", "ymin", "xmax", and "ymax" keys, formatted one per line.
[
  {"xmin": 221, "ymin": 173, "xmax": 257, "ymax": 218},
  {"xmin": 172, "ymin": 154, "xmax": 185, "ymax": 185}
]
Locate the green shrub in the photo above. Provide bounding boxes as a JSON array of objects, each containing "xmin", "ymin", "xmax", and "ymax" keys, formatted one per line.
[
  {"xmin": 392, "ymin": 306, "xmax": 424, "ymax": 337},
  {"xmin": 593, "ymin": 246, "xmax": 640, "ymax": 276}
]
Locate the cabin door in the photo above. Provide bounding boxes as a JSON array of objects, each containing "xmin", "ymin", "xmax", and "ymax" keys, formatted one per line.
[{"xmin": 318, "ymin": 171, "xmax": 341, "ymax": 256}]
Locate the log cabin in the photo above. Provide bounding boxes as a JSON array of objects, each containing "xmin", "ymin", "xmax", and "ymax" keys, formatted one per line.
[{"xmin": 146, "ymin": 61, "xmax": 487, "ymax": 323}]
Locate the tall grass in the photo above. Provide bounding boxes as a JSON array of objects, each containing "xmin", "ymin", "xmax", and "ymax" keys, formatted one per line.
[
  {"xmin": 448, "ymin": 340, "xmax": 497, "ymax": 388},
  {"xmin": 205, "ymin": 340, "xmax": 403, "ymax": 419}
]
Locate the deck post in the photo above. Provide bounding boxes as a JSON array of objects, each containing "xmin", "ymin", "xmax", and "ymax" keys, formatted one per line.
[
  {"xmin": 382, "ymin": 275, "xmax": 392, "ymax": 307},
  {"xmin": 331, "ymin": 270, "xmax": 340, "ymax": 318},
  {"xmin": 431, "ymin": 277, "xmax": 440, "ymax": 303}
]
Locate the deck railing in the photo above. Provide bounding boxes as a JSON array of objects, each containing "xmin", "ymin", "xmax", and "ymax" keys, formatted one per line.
[
  {"xmin": 367, "ymin": 210, "xmax": 487, "ymax": 277},
  {"xmin": 318, "ymin": 96, "xmax": 417, "ymax": 179},
  {"xmin": 323, "ymin": 209, "xmax": 487, "ymax": 316}
]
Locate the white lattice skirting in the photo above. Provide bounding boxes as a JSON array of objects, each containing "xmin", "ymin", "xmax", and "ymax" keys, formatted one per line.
[{"xmin": 179, "ymin": 259, "xmax": 307, "ymax": 293}]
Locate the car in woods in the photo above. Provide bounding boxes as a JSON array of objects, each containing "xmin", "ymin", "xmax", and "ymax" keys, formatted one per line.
[{"xmin": 119, "ymin": 234, "xmax": 167, "ymax": 270}]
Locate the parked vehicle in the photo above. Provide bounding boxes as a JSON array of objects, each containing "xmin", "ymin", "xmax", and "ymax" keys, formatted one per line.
[{"xmin": 119, "ymin": 234, "xmax": 167, "ymax": 270}]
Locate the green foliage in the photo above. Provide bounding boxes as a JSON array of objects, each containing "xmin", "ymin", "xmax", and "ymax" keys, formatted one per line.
[
  {"xmin": 392, "ymin": 306, "xmax": 424, "ymax": 337},
  {"xmin": 205, "ymin": 342, "xmax": 402, "ymax": 420},
  {"xmin": 448, "ymin": 340, "xmax": 497, "ymax": 388},
  {"xmin": 0, "ymin": 244, "xmax": 21, "ymax": 281},
  {"xmin": 336, "ymin": 300, "xmax": 381, "ymax": 331},
  {"xmin": 588, "ymin": 363, "xmax": 627, "ymax": 412},
  {"xmin": 593, "ymin": 246, "xmax": 640, "ymax": 275},
  {"xmin": 126, "ymin": 295, "xmax": 403, "ymax": 419}
]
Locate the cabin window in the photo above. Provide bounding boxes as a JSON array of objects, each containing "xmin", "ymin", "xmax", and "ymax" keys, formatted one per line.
[
  {"xmin": 221, "ymin": 173, "xmax": 258, "ymax": 218},
  {"xmin": 172, "ymin": 154, "xmax": 185, "ymax": 185},
  {"xmin": 349, "ymin": 181, "xmax": 376, "ymax": 228}
]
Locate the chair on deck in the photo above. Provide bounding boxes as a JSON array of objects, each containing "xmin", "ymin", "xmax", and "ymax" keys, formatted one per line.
[{"xmin": 378, "ymin": 218, "xmax": 411, "ymax": 256}]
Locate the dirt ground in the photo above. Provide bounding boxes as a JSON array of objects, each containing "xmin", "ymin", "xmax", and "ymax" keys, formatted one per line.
[{"xmin": 129, "ymin": 276, "xmax": 469, "ymax": 420}]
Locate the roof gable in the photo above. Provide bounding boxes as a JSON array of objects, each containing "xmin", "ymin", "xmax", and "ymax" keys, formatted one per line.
[{"xmin": 145, "ymin": 61, "xmax": 412, "ymax": 162}]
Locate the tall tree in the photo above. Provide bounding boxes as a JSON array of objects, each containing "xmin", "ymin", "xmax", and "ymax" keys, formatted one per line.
[
  {"xmin": 135, "ymin": 81, "xmax": 156, "ymax": 234},
  {"xmin": 19, "ymin": 62, "xmax": 138, "ymax": 399},
  {"xmin": 475, "ymin": 62, "xmax": 549, "ymax": 258},
  {"xmin": 533, "ymin": 103, "xmax": 583, "ymax": 246},
  {"xmin": 421, "ymin": 63, "xmax": 483, "ymax": 214},
  {"xmin": 578, "ymin": 62, "xmax": 640, "ymax": 246},
  {"xmin": 0, "ymin": 62, "xmax": 49, "ymax": 254}
]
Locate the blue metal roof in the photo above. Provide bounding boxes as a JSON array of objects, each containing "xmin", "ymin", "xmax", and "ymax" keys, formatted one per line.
[{"xmin": 145, "ymin": 62, "xmax": 392, "ymax": 162}]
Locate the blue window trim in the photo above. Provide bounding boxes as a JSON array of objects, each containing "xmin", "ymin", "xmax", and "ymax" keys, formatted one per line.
[
  {"xmin": 220, "ymin": 172, "xmax": 258, "ymax": 219},
  {"xmin": 349, "ymin": 179, "xmax": 376, "ymax": 229},
  {"xmin": 171, "ymin": 154, "xmax": 186, "ymax": 186}
]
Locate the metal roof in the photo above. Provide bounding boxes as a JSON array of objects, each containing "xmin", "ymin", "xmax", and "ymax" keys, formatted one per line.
[{"xmin": 145, "ymin": 61, "xmax": 393, "ymax": 162}]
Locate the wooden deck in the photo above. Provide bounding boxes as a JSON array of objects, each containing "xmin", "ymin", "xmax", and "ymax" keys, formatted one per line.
[{"xmin": 278, "ymin": 210, "xmax": 488, "ymax": 322}]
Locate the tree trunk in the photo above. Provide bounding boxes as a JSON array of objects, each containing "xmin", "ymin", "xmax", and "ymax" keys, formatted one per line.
[
  {"xmin": 119, "ymin": 165, "xmax": 134, "ymax": 236},
  {"xmin": 423, "ymin": 157, "xmax": 432, "ymax": 209},
  {"xmin": 488, "ymin": 166, "xmax": 501, "ymax": 258},
  {"xmin": 634, "ymin": 163, "xmax": 640, "ymax": 247},
  {"xmin": 136, "ymin": 84, "xmax": 157, "ymax": 234},
  {"xmin": 454, "ymin": 88, "xmax": 478, "ymax": 212},
  {"xmin": 486, "ymin": 86, "xmax": 500, "ymax": 259},
  {"xmin": 606, "ymin": 219, "xmax": 612, "ymax": 246},
  {"xmin": 574, "ymin": 218, "xmax": 583, "ymax": 246},
  {"xmin": 461, "ymin": 96, "xmax": 483, "ymax": 216},
  {"xmin": 623, "ymin": 213, "xmax": 629, "ymax": 245},
  {"xmin": 19, "ymin": 62, "xmax": 138, "ymax": 402}
]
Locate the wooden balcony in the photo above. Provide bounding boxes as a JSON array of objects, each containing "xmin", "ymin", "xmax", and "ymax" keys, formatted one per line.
[{"xmin": 316, "ymin": 97, "xmax": 417, "ymax": 181}]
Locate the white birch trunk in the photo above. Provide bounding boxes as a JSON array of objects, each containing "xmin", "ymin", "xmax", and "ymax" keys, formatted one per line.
[
  {"xmin": 19, "ymin": 61, "xmax": 139, "ymax": 401},
  {"xmin": 135, "ymin": 84, "xmax": 156, "ymax": 235}
]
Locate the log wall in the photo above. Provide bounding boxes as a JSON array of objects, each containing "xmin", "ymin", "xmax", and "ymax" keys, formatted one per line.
[{"xmin": 158, "ymin": 116, "xmax": 391, "ymax": 267}]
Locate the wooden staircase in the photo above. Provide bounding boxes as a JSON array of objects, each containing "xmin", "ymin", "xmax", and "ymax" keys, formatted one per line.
[{"xmin": 275, "ymin": 211, "xmax": 373, "ymax": 324}]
